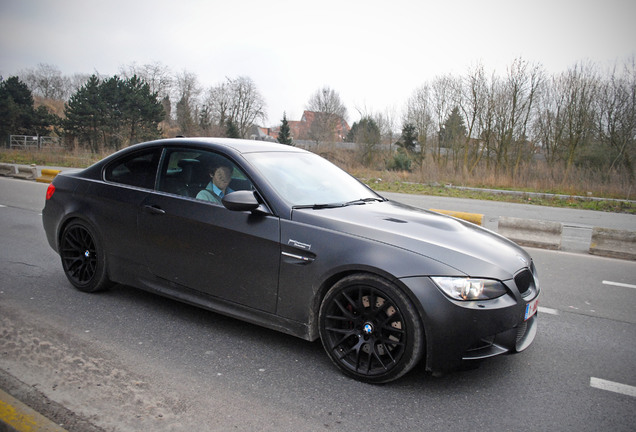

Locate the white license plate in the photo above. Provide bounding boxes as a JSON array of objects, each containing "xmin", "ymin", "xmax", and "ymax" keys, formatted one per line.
[{"xmin": 525, "ymin": 298, "xmax": 539, "ymax": 320}]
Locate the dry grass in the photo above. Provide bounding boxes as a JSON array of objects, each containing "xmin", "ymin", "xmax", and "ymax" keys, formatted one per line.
[
  {"xmin": 341, "ymin": 151, "xmax": 634, "ymax": 201},
  {"xmin": 0, "ymin": 148, "xmax": 105, "ymax": 168}
]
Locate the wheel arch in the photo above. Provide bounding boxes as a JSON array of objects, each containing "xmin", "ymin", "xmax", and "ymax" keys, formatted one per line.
[{"xmin": 308, "ymin": 266, "xmax": 428, "ymax": 345}]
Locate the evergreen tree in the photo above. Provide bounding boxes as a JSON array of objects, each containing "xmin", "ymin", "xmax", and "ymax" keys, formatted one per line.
[
  {"xmin": 347, "ymin": 116, "xmax": 381, "ymax": 166},
  {"xmin": 0, "ymin": 76, "xmax": 57, "ymax": 145},
  {"xmin": 225, "ymin": 119, "xmax": 240, "ymax": 138},
  {"xmin": 277, "ymin": 112, "xmax": 293, "ymax": 145},
  {"xmin": 64, "ymin": 74, "xmax": 164, "ymax": 152},
  {"xmin": 121, "ymin": 75, "xmax": 165, "ymax": 143},
  {"xmin": 64, "ymin": 75, "xmax": 106, "ymax": 152},
  {"xmin": 439, "ymin": 107, "xmax": 466, "ymax": 147},
  {"xmin": 397, "ymin": 123, "xmax": 418, "ymax": 153},
  {"xmin": 347, "ymin": 117, "xmax": 381, "ymax": 145}
]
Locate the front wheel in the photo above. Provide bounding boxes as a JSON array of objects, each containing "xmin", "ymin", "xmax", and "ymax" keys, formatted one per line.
[
  {"xmin": 319, "ymin": 274, "xmax": 424, "ymax": 383},
  {"xmin": 60, "ymin": 220, "xmax": 112, "ymax": 293}
]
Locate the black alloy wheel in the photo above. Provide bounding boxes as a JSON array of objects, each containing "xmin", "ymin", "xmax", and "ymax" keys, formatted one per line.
[
  {"xmin": 319, "ymin": 274, "xmax": 424, "ymax": 383},
  {"xmin": 60, "ymin": 220, "xmax": 111, "ymax": 292}
]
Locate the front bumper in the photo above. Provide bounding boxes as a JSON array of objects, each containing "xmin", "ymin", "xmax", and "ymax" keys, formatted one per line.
[{"xmin": 400, "ymin": 275, "xmax": 539, "ymax": 373}]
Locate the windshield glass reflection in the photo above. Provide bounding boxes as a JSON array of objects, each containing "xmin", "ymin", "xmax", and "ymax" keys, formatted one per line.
[{"xmin": 246, "ymin": 152, "xmax": 380, "ymax": 207}]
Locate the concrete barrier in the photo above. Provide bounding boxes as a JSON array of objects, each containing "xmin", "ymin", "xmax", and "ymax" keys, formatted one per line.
[
  {"xmin": 498, "ymin": 216, "xmax": 563, "ymax": 250},
  {"xmin": 36, "ymin": 168, "xmax": 61, "ymax": 184},
  {"xmin": 589, "ymin": 227, "xmax": 636, "ymax": 260},
  {"xmin": 431, "ymin": 209, "xmax": 484, "ymax": 226},
  {"xmin": 10, "ymin": 165, "xmax": 38, "ymax": 180},
  {"xmin": 0, "ymin": 163, "xmax": 16, "ymax": 176}
]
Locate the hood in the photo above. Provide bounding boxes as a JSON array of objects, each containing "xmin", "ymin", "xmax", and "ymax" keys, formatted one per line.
[{"xmin": 291, "ymin": 200, "xmax": 532, "ymax": 281}]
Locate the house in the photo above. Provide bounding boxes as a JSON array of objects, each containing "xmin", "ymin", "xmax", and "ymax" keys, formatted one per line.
[{"xmin": 259, "ymin": 110, "xmax": 350, "ymax": 142}]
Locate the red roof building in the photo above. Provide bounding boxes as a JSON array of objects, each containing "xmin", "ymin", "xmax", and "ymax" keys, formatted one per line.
[{"xmin": 262, "ymin": 110, "xmax": 350, "ymax": 142}]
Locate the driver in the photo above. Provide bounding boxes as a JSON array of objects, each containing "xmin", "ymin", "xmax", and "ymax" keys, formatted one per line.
[{"xmin": 196, "ymin": 159, "xmax": 234, "ymax": 203}]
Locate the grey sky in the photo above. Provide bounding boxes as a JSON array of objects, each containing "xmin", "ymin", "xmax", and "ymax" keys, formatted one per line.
[{"xmin": 1, "ymin": 0, "xmax": 634, "ymax": 125}]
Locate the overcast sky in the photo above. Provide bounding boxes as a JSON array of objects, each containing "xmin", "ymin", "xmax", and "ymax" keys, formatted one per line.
[{"xmin": 1, "ymin": 0, "xmax": 635, "ymax": 126}]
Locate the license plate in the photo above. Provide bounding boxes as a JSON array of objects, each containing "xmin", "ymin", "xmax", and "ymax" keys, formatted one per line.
[{"xmin": 525, "ymin": 298, "xmax": 539, "ymax": 320}]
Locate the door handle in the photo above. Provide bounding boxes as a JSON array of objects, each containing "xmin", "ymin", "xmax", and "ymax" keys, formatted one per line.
[{"xmin": 142, "ymin": 204, "xmax": 166, "ymax": 215}]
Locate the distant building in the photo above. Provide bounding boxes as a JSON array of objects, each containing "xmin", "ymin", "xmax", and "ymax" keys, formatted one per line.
[{"xmin": 258, "ymin": 110, "xmax": 350, "ymax": 142}]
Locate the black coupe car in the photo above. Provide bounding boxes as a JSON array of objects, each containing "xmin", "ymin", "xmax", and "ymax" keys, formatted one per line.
[{"xmin": 42, "ymin": 137, "xmax": 539, "ymax": 383}]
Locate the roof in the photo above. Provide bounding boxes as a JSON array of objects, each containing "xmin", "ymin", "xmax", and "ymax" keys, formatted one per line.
[{"xmin": 132, "ymin": 137, "xmax": 307, "ymax": 155}]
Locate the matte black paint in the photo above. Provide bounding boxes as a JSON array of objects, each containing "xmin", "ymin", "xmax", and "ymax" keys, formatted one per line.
[{"xmin": 42, "ymin": 137, "xmax": 539, "ymax": 375}]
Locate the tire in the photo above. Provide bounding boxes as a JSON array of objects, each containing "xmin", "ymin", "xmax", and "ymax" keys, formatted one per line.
[
  {"xmin": 319, "ymin": 274, "xmax": 424, "ymax": 383},
  {"xmin": 60, "ymin": 220, "xmax": 112, "ymax": 293}
]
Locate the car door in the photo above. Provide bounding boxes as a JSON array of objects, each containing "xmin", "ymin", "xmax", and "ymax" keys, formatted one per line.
[
  {"xmin": 88, "ymin": 148, "xmax": 161, "ymax": 267},
  {"xmin": 138, "ymin": 148, "xmax": 281, "ymax": 313}
]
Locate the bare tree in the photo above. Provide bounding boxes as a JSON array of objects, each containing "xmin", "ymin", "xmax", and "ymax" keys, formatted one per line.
[
  {"xmin": 19, "ymin": 63, "xmax": 67, "ymax": 99},
  {"xmin": 374, "ymin": 108, "xmax": 398, "ymax": 147},
  {"xmin": 553, "ymin": 62, "xmax": 599, "ymax": 178},
  {"xmin": 202, "ymin": 81, "xmax": 231, "ymax": 135},
  {"xmin": 404, "ymin": 84, "xmax": 434, "ymax": 156},
  {"xmin": 174, "ymin": 70, "xmax": 201, "ymax": 136},
  {"xmin": 458, "ymin": 63, "xmax": 489, "ymax": 173},
  {"xmin": 597, "ymin": 60, "xmax": 636, "ymax": 180},
  {"xmin": 430, "ymin": 74, "xmax": 461, "ymax": 163},
  {"xmin": 202, "ymin": 76, "xmax": 266, "ymax": 138},
  {"xmin": 120, "ymin": 61, "xmax": 173, "ymax": 99},
  {"xmin": 488, "ymin": 58, "xmax": 543, "ymax": 175},
  {"xmin": 228, "ymin": 76, "xmax": 267, "ymax": 138},
  {"xmin": 306, "ymin": 86, "xmax": 348, "ymax": 144}
]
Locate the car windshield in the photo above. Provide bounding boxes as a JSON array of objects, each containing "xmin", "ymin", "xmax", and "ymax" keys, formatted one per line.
[{"xmin": 245, "ymin": 151, "xmax": 382, "ymax": 207}]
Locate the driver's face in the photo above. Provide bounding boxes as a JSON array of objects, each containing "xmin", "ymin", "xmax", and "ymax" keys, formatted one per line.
[{"xmin": 212, "ymin": 166, "xmax": 232, "ymax": 190}]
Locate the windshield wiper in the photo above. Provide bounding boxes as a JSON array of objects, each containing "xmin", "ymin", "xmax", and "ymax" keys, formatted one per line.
[
  {"xmin": 293, "ymin": 197, "xmax": 385, "ymax": 210},
  {"xmin": 292, "ymin": 203, "xmax": 346, "ymax": 210},
  {"xmin": 344, "ymin": 197, "xmax": 386, "ymax": 206}
]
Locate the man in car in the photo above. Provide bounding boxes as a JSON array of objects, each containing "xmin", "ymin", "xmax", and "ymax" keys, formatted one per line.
[{"xmin": 196, "ymin": 158, "xmax": 234, "ymax": 203}]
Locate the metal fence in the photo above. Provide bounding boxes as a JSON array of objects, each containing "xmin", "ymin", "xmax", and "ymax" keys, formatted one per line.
[{"xmin": 9, "ymin": 135, "xmax": 61, "ymax": 150}]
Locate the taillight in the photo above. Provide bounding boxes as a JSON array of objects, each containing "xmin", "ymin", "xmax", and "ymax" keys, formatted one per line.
[{"xmin": 46, "ymin": 183, "xmax": 56, "ymax": 200}]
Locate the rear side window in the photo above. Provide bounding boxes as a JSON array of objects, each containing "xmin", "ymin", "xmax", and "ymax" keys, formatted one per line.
[{"xmin": 104, "ymin": 149, "xmax": 160, "ymax": 189}]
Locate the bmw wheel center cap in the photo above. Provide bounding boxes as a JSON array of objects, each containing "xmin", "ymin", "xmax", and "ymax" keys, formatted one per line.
[{"xmin": 363, "ymin": 322, "xmax": 374, "ymax": 335}]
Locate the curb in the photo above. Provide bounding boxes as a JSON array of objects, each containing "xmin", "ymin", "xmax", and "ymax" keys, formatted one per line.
[{"xmin": 0, "ymin": 389, "xmax": 67, "ymax": 432}]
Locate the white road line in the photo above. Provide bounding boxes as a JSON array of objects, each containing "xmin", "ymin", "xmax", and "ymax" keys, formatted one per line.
[
  {"xmin": 602, "ymin": 280, "xmax": 636, "ymax": 290},
  {"xmin": 538, "ymin": 306, "xmax": 559, "ymax": 315},
  {"xmin": 590, "ymin": 377, "xmax": 636, "ymax": 398}
]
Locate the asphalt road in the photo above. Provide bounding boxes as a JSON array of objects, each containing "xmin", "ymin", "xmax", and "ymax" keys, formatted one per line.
[{"xmin": 1, "ymin": 176, "xmax": 635, "ymax": 431}]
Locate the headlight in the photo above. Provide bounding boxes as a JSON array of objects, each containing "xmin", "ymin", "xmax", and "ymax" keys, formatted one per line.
[{"xmin": 431, "ymin": 277, "xmax": 507, "ymax": 301}]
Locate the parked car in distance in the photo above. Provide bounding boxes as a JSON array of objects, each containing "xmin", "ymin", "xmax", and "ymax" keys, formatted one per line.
[{"xmin": 42, "ymin": 137, "xmax": 539, "ymax": 383}]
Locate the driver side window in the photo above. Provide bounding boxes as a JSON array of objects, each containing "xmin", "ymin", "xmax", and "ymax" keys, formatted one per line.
[{"xmin": 157, "ymin": 149, "xmax": 252, "ymax": 204}]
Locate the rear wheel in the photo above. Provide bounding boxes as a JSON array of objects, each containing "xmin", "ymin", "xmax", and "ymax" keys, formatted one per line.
[
  {"xmin": 319, "ymin": 274, "xmax": 424, "ymax": 383},
  {"xmin": 60, "ymin": 220, "xmax": 112, "ymax": 292}
]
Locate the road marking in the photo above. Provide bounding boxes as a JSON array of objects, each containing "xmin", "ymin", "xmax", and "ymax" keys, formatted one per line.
[
  {"xmin": 0, "ymin": 388, "xmax": 68, "ymax": 431},
  {"xmin": 538, "ymin": 306, "xmax": 559, "ymax": 315},
  {"xmin": 590, "ymin": 377, "xmax": 636, "ymax": 398},
  {"xmin": 602, "ymin": 280, "xmax": 636, "ymax": 290}
]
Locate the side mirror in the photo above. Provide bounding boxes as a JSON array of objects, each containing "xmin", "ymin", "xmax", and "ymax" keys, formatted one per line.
[{"xmin": 222, "ymin": 190, "xmax": 262, "ymax": 212}]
